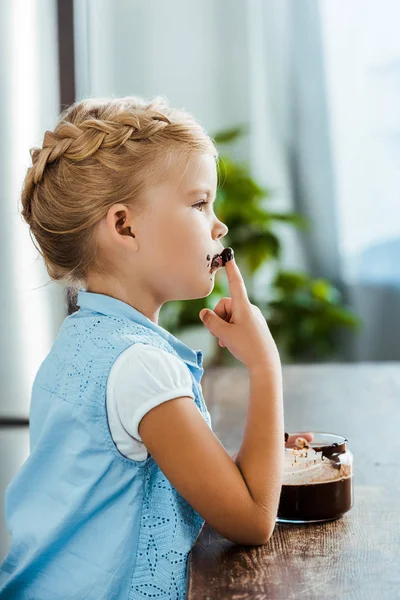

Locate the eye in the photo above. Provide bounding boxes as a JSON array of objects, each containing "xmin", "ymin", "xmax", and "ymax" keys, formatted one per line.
[{"xmin": 193, "ymin": 200, "xmax": 209, "ymax": 212}]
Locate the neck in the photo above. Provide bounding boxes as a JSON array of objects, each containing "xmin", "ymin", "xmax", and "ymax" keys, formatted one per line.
[{"xmin": 85, "ymin": 272, "xmax": 162, "ymax": 325}]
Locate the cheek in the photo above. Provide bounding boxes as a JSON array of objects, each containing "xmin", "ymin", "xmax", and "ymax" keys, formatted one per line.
[
  {"xmin": 141, "ymin": 218, "xmax": 182, "ymax": 269},
  {"xmin": 162, "ymin": 209, "xmax": 203, "ymax": 248},
  {"xmin": 142, "ymin": 211, "xmax": 175, "ymax": 246},
  {"xmin": 142, "ymin": 209, "xmax": 209, "ymax": 268}
]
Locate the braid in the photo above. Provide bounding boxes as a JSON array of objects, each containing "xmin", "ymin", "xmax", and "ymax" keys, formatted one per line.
[{"xmin": 30, "ymin": 110, "xmax": 172, "ymax": 186}]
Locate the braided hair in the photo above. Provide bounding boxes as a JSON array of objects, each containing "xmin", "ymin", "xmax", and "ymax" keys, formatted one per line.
[{"xmin": 20, "ymin": 96, "xmax": 216, "ymax": 290}]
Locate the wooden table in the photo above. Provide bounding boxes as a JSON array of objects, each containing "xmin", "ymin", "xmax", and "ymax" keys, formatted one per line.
[{"xmin": 187, "ymin": 363, "xmax": 400, "ymax": 600}]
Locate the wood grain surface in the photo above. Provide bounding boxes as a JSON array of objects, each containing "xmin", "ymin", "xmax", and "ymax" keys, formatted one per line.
[{"xmin": 188, "ymin": 363, "xmax": 400, "ymax": 600}]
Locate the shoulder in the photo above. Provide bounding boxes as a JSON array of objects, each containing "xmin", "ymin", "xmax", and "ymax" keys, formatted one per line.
[
  {"xmin": 107, "ymin": 343, "xmax": 195, "ymax": 443},
  {"xmin": 109, "ymin": 343, "xmax": 192, "ymax": 383}
]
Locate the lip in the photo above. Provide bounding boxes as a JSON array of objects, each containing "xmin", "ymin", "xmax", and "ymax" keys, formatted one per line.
[{"xmin": 209, "ymin": 251, "xmax": 224, "ymax": 274}]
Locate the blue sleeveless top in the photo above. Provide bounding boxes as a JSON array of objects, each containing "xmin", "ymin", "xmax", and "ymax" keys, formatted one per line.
[{"xmin": 0, "ymin": 291, "xmax": 211, "ymax": 599}]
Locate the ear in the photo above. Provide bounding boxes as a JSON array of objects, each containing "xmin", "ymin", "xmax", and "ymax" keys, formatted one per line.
[{"xmin": 107, "ymin": 205, "xmax": 136, "ymax": 239}]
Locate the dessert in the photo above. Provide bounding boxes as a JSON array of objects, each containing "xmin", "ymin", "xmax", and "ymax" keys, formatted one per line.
[{"xmin": 277, "ymin": 433, "xmax": 353, "ymax": 523}]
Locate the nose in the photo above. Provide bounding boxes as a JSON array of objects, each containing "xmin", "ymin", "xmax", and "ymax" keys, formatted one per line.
[{"xmin": 214, "ymin": 219, "xmax": 228, "ymax": 240}]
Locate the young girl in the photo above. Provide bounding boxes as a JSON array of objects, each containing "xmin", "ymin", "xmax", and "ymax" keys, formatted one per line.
[{"xmin": 0, "ymin": 96, "xmax": 284, "ymax": 600}]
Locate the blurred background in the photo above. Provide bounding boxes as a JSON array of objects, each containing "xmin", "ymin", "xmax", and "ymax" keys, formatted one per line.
[{"xmin": 1, "ymin": 0, "xmax": 399, "ymax": 559}]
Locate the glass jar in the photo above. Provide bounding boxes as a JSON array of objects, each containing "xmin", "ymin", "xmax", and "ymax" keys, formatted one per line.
[{"xmin": 277, "ymin": 432, "xmax": 353, "ymax": 523}]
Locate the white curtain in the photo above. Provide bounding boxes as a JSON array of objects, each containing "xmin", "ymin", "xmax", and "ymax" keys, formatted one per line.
[
  {"xmin": 291, "ymin": 0, "xmax": 400, "ymax": 360},
  {"xmin": 0, "ymin": 0, "xmax": 66, "ymax": 418}
]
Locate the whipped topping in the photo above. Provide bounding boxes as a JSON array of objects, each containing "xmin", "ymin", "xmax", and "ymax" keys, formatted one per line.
[{"xmin": 283, "ymin": 445, "xmax": 352, "ymax": 485}]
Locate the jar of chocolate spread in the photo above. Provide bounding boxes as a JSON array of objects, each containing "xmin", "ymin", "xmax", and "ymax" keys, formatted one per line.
[{"xmin": 277, "ymin": 432, "xmax": 353, "ymax": 523}]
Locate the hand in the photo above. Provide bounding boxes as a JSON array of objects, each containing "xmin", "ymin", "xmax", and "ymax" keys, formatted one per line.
[{"xmin": 199, "ymin": 253, "xmax": 279, "ymax": 370}]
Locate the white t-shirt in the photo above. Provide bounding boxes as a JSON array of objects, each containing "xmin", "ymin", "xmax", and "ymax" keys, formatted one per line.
[{"xmin": 106, "ymin": 343, "xmax": 196, "ymax": 461}]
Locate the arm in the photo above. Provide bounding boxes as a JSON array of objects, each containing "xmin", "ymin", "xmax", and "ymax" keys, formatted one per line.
[{"xmin": 139, "ymin": 359, "xmax": 283, "ymax": 546}]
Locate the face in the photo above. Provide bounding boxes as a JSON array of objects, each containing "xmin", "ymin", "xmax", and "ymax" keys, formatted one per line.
[
  {"xmin": 131, "ymin": 152, "xmax": 228, "ymax": 303},
  {"xmin": 95, "ymin": 151, "xmax": 225, "ymax": 308}
]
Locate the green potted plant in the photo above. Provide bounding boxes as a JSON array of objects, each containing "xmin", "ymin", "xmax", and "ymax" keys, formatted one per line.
[{"xmin": 159, "ymin": 126, "xmax": 360, "ymax": 365}]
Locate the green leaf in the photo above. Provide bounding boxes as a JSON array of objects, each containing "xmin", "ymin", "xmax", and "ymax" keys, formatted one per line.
[
  {"xmin": 216, "ymin": 200, "xmax": 272, "ymax": 228},
  {"xmin": 324, "ymin": 305, "xmax": 362, "ymax": 329},
  {"xmin": 273, "ymin": 271, "xmax": 309, "ymax": 292},
  {"xmin": 217, "ymin": 157, "xmax": 269, "ymax": 202},
  {"xmin": 269, "ymin": 212, "xmax": 310, "ymax": 230},
  {"xmin": 311, "ymin": 279, "xmax": 341, "ymax": 303},
  {"xmin": 225, "ymin": 229, "xmax": 280, "ymax": 271},
  {"xmin": 244, "ymin": 231, "xmax": 281, "ymax": 271},
  {"xmin": 212, "ymin": 125, "xmax": 248, "ymax": 145}
]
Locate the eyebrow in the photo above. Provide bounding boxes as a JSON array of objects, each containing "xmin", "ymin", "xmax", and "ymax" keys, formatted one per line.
[{"xmin": 188, "ymin": 187, "xmax": 216, "ymax": 201}]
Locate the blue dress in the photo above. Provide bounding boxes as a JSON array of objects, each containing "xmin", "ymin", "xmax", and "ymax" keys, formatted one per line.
[{"xmin": 0, "ymin": 291, "xmax": 211, "ymax": 599}]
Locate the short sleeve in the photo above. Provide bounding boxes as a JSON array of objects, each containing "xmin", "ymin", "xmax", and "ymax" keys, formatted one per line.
[{"xmin": 108, "ymin": 343, "xmax": 195, "ymax": 442}]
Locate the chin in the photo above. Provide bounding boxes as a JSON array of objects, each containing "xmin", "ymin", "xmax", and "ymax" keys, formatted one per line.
[
  {"xmin": 202, "ymin": 274, "xmax": 216, "ymax": 297},
  {"xmin": 182, "ymin": 275, "xmax": 215, "ymax": 300}
]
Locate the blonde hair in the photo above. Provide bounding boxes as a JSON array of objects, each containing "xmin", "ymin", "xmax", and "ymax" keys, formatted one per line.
[{"xmin": 20, "ymin": 96, "xmax": 217, "ymax": 290}]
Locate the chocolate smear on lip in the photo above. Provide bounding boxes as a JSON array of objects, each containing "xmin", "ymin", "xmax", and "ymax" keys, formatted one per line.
[
  {"xmin": 210, "ymin": 247, "xmax": 234, "ymax": 270},
  {"xmin": 210, "ymin": 254, "xmax": 218, "ymax": 269}
]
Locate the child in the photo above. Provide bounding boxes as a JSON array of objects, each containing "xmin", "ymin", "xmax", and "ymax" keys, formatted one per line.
[{"xmin": 0, "ymin": 96, "xmax": 284, "ymax": 599}]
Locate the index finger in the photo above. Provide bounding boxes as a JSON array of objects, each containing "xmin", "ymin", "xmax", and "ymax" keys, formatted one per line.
[
  {"xmin": 224, "ymin": 254, "xmax": 249, "ymax": 307},
  {"xmin": 285, "ymin": 433, "xmax": 314, "ymax": 445}
]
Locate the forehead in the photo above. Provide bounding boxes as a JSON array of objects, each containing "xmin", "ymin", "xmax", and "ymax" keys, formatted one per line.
[
  {"xmin": 142, "ymin": 152, "xmax": 218, "ymax": 212},
  {"xmin": 176, "ymin": 152, "xmax": 218, "ymax": 193}
]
